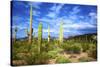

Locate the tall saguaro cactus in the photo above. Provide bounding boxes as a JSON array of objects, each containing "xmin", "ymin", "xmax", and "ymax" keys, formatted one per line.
[
  {"xmin": 28, "ymin": 5, "xmax": 33, "ymax": 44},
  {"xmin": 59, "ymin": 22, "xmax": 63, "ymax": 44},
  {"xmin": 38, "ymin": 22, "xmax": 42, "ymax": 53},
  {"xmin": 48, "ymin": 25, "xmax": 50, "ymax": 43}
]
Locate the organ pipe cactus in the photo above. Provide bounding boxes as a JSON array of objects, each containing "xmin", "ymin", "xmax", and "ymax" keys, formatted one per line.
[
  {"xmin": 59, "ymin": 22, "xmax": 63, "ymax": 44},
  {"xmin": 38, "ymin": 22, "xmax": 42, "ymax": 53},
  {"xmin": 28, "ymin": 4, "xmax": 33, "ymax": 44}
]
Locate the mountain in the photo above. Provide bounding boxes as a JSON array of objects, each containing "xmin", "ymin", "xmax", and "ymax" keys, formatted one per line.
[
  {"xmin": 12, "ymin": 33, "xmax": 97, "ymax": 42},
  {"xmin": 65, "ymin": 33, "xmax": 97, "ymax": 41}
]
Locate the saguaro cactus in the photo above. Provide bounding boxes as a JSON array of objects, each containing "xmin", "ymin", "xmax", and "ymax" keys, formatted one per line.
[
  {"xmin": 59, "ymin": 22, "xmax": 63, "ymax": 44},
  {"xmin": 48, "ymin": 25, "xmax": 50, "ymax": 43},
  {"xmin": 38, "ymin": 22, "xmax": 42, "ymax": 53},
  {"xmin": 28, "ymin": 4, "xmax": 33, "ymax": 44}
]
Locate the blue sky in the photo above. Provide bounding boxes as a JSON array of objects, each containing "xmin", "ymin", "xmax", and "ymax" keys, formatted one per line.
[{"xmin": 11, "ymin": 1, "xmax": 97, "ymax": 38}]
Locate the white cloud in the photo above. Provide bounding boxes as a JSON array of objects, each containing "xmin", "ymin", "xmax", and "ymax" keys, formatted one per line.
[
  {"xmin": 50, "ymin": 4, "xmax": 56, "ymax": 11},
  {"xmin": 38, "ymin": 17, "xmax": 54, "ymax": 23},
  {"xmin": 79, "ymin": 16, "xmax": 85, "ymax": 19},
  {"xmin": 89, "ymin": 12, "xmax": 97, "ymax": 18},
  {"xmin": 36, "ymin": 13, "xmax": 96, "ymax": 37},
  {"xmin": 63, "ymin": 29, "xmax": 71, "ymax": 33},
  {"xmin": 33, "ymin": 10, "xmax": 40, "ymax": 16},
  {"xmin": 38, "ymin": 16, "xmax": 74, "ymax": 29},
  {"xmin": 70, "ymin": 6, "xmax": 81, "ymax": 15},
  {"xmin": 63, "ymin": 21, "xmax": 96, "ymax": 29},
  {"xmin": 56, "ymin": 4, "xmax": 64, "ymax": 14},
  {"xmin": 47, "ymin": 12, "xmax": 56, "ymax": 18},
  {"xmin": 13, "ymin": 16, "xmax": 23, "ymax": 21},
  {"xmin": 88, "ymin": 12, "xmax": 97, "ymax": 24},
  {"xmin": 47, "ymin": 4, "xmax": 64, "ymax": 18},
  {"xmin": 69, "ymin": 15, "xmax": 77, "ymax": 20},
  {"xmin": 12, "ymin": 25, "xmax": 27, "ymax": 30},
  {"xmin": 28, "ymin": 2, "xmax": 42, "ymax": 9},
  {"xmin": 67, "ymin": 6, "xmax": 81, "ymax": 21},
  {"xmin": 43, "ymin": 29, "xmax": 55, "ymax": 33}
]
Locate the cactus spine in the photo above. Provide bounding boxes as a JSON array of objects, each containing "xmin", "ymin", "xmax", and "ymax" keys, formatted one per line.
[
  {"xmin": 28, "ymin": 5, "xmax": 33, "ymax": 44},
  {"xmin": 38, "ymin": 22, "xmax": 42, "ymax": 53},
  {"xmin": 48, "ymin": 25, "xmax": 50, "ymax": 43},
  {"xmin": 59, "ymin": 22, "xmax": 63, "ymax": 44}
]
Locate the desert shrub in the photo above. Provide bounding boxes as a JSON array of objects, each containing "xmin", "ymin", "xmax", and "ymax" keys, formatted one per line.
[
  {"xmin": 61, "ymin": 43, "xmax": 71, "ymax": 50},
  {"xmin": 81, "ymin": 43, "xmax": 90, "ymax": 52},
  {"xmin": 70, "ymin": 45, "xmax": 81, "ymax": 54},
  {"xmin": 12, "ymin": 43, "xmax": 23, "ymax": 60},
  {"xmin": 21, "ymin": 42, "xmax": 51, "ymax": 64},
  {"xmin": 23, "ymin": 52, "xmax": 38, "ymax": 65},
  {"xmin": 46, "ymin": 42, "xmax": 57, "ymax": 51},
  {"xmin": 79, "ymin": 57, "xmax": 95, "ymax": 62},
  {"xmin": 56, "ymin": 56, "xmax": 71, "ymax": 63},
  {"xmin": 47, "ymin": 50, "xmax": 58, "ymax": 59},
  {"xmin": 62, "ymin": 44, "xmax": 81, "ymax": 54},
  {"xmin": 48, "ymin": 49, "xmax": 61, "ymax": 59},
  {"xmin": 39, "ymin": 52, "xmax": 50, "ymax": 64},
  {"xmin": 12, "ymin": 51, "xmax": 21, "ymax": 60},
  {"xmin": 23, "ymin": 51, "xmax": 50, "ymax": 65},
  {"xmin": 87, "ymin": 44, "xmax": 97, "ymax": 59}
]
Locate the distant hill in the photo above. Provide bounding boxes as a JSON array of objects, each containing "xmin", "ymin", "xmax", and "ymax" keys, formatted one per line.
[
  {"xmin": 65, "ymin": 33, "xmax": 97, "ymax": 42},
  {"xmin": 12, "ymin": 33, "xmax": 97, "ymax": 42}
]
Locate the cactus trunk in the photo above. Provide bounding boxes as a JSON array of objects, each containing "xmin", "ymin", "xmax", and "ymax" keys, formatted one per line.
[
  {"xmin": 59, "ymin": 22, "xmax": 63, "ymax": 44},
  {"xmin": 38, "ymin": 22, "xmax": 42, "ymax": 53},
  {"xmin": 28, "ymin": 5, "xmax": 33, "ymax": 44}
]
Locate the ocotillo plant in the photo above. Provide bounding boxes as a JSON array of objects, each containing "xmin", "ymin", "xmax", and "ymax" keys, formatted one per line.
[
  {"xmin": 48, "ymin": 25, "xmax": 50, "ymax": 43},
  {"xmin": 28, "ymin": 4, "xmax": 33, "ymax": 44},
  {"xmin": 59, "ymin": 22, "xmax": 63, "ymax": 44},
  {"xmin": 13, "ymin": 27, "xmax": 18, "ymax": 43},
  {"xmin": 38, "ymin": 22, "xmax": 42, "ymax": 53}
]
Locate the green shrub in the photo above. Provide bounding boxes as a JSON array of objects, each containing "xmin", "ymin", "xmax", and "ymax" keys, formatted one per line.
[
  {"xmin": 87, "ymin": 44, "xmax": 97, "ymax": 59},
  {"xmin": 56, "ymin": 56, "xmax": 71, "ymax": 63},
  {"xmin": 12, "ymin": 51, "xmax": 21, "ymax": 60},
  {"xmin": 70, "ymin": 45, "xmax": 81, "ymax": 54},
  {"xmin": 79, "ymin": 57, "xmax": 95, "ymax": 62},
  {"xmin": 61, "ymin": 43, "xmax": 81, "ymax": 54},
  {"xmin": 23, "ymin": 51, "xmax": 50, "ymax": 64},
  {"xmin": 61, "ymin": 43, "xmax": 70, "ymax": 50},
  {"xmin": 81, "ymin": 43, "xmax": 90, "ymax": 52},
  {"xmin": 47, "ymin": 50, "xmax": 58, "ymax": 59},
  {"xmin": 39, "ymin": 52, "xmax": 50, "ymax": 64}
]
